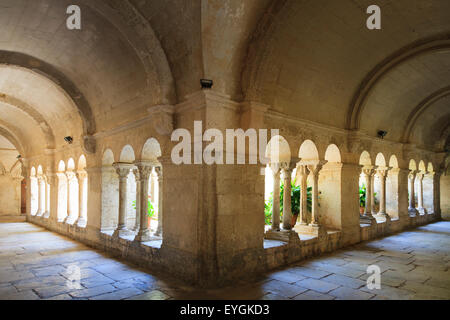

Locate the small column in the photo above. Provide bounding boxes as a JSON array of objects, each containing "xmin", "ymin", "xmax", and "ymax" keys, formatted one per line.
[
  {"xmin": 37, "ymin": 175, "xmax": 44, "ymax": 217},
  {"xmin": 76, "ymin": 171, "xmax": 88, "ymax": 227},
  {"xmin": 132, "ymin": 168, "xmax": 141, "ymax": 232},
  {"xmin": 134, "ymin": 161, "xmax": 154, "ymax": 242},
  {"xmin": 408, "ymin": 170, "xmax": 418, "ymax": 217},
  {"xmin": 155, "ymin": 166, "xmax": 163, "ymax": 237},
  {"xmin": 112, "ymin": 163, "xmax": 133, "ymax": 237},
  {"xmin": 307, "ymin": 161, "xmax": 325, "ymax": 227},
  {"xmin": 376, "ymin": 168, "xmax": 390, "ymax": 221},
  {"xmin": 271, "ymin": 163, "xmax": 281, "ymax": 231},
  {"xmin": 56, "ymin": 172, "xmax": 66, "ymax": 222},
  {"xmin": 43, "ymin": 175, "xmax": 51, "ymax": 219},
  {"xmin": 298, "ymin": 164, "xmax": 310, "ymax": 225},
  {"xmin": 65, "ymin": 171, "xmax": 77, "ymax": 224},
  {"xmin": 370, "ymin": 168, "xmax": 378, "ymax": 216},
  {"xmin": 281, "ymin": 163, "xmax": 293, "ymax": 230},
  {"xmin": 417, "ymin": 172, "xmax": 427, "ymax": 215},
  {"xmin": 361, "ymin": 166, "xmax": 376, "ymax": 224}
]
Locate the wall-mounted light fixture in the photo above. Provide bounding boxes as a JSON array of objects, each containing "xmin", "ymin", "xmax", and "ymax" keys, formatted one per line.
[
  {"xmin": 200, "ymin": 79, "xmax": 213, "ymax": 89},
  {"xmin": 64, "ymin": 136, "xmax": 74, "ymax": 144},
  {"xmin": 377, "ymin": 130, "xmax": 388, "ymax": 139}
]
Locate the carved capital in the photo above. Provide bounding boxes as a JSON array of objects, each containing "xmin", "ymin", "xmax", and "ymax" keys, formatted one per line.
[
  {"xmin": 113, "ymin": 163, "xmax": 133, "ymax": 178},
  {"xmin": 135, "ymin": 161, "xmax": 154, "ymax": 181},
  {"xmin": 76, "ymin": 171, "xmax": 88, "ymax": 181}
]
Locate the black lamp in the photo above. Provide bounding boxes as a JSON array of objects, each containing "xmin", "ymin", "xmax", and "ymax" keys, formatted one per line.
[
  {"xmin": 64, "ymin": 136, "xmax": 74, "ymax": 144},
  {"xmin": 200, "ymin": 79, "xmax": 213, "ymax": 89},
  {"xmin": 377, "ymin": 130, "xmax": 388, "ymax": 139}
]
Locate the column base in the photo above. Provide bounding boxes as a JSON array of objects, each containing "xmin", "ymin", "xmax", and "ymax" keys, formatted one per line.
[
  {"xmin": 360, "ymin": 214, "xmax": 377, "ymax": 225},
  {"xmin": 265, "ymin": 229, "xmax": 300, "ymax": 243},
  {"xmin": 376, "ymin": 212, "xmax": 391, "ymax": 222},
  {"xmin": 76, "ymin": 218, "xmax": 87, "ymax": 228},
  {"xmin": 270, "ymin": 225, "xmax": 281, "ymax": 232},
  {"xmin": 64, "ymin": 215, "xmax": 77, "ymax": 225},
  {"xmin": 112, "ymin": 227, "xmax": 133, "ymax": 238},
  {"xmin": 418, "ymin": 207, "xmax": 427, "ymax": 215},
  {"xmin": 408, "ymin": 208, "xmax": 418, "ymax": 217},
  {"xmin": 133, "ymin": 229, "xmax": 152, "ymax": 242},
  {"xmin": 296, "ymin": 224, "xmax": 327, "ymax": 239}
]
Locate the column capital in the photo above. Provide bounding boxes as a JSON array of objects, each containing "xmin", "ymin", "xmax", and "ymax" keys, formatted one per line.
[
  {"xmin": 303, "ymin": 160, "xmax": 327, "ymax": 176},
  {"xmin": 154, "ymin": 166, "xmax": 163, "ymax": 178},
  {"xmin": 66, "ymin": 171, "xmax": 76, "ymax": 180},
  {"xmin": 376, "ymin": 167, "xmax": 390, "ymax": 177},
  {"xmin": 113, "ymin": 162, "xmax": 133, "ymax": 178},
  {"xmin": 416, "ymin": 172, "xmax": 425, "ymax": 180},
  {"xmin": 76, "ymin": 171, "xmax": 87, "ymax": 180},
  {"xmin": 362, "ymin": 165, "xmax": 375, "ymax": 177},
  {"xmin": 296, "ymin": 163, "xmax": 310, "ymax": 177},
  {"xmin": 135, "ymin": 161, "xmax": 154, "ymax": 180}
]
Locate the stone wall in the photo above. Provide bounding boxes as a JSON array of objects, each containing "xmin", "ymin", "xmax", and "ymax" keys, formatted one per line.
[
  {"xmin": 0, "ymin": 175, "xmax": 21, "ymax": 215},
  {"xmin": 441, "ymin": 174, "xmax": 450, "ymax": 220}
]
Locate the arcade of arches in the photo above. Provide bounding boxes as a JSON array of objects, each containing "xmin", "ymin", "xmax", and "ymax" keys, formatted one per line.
[{"xmin": 0, "ymin": 0, "xmax": 449, "ymax": 288}]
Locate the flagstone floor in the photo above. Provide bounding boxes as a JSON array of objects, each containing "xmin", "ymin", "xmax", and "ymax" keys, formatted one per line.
[{"xmin": 0, "ymin": 218, "xmax": 449, "ymax": 300}]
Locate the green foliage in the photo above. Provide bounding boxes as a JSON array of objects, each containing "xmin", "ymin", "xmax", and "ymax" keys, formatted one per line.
[
  {"xmin": 264, "ymin": 179, "xmax": 315, "ymax": 226},
  {"xmin": 132, "ymin": 197, "xmax": 155, "ymax": 218},
  {"xmin": 359, "ymin": 185, "xmax": 378, "ymax": 208},
  {"xmin": 359, "ymin": 185, "xmax": 366, "ymax": 207}
]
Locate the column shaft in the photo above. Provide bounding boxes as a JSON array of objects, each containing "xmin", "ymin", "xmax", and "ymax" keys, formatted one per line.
[
  {"xmin": 271, "ymin": 164, "xmax": 281, "ymax": 231},
  {"xmin": 298, "ymin": 165, "xmax": 309, "ymax": 225},
  {"xmin": 113, "ymin": 164, "xmax": 133, "ymax": 237},
  {"xmin": 134, "ymin": 163, "xmax": 153, "ymax": 242},
  {"xmin": 282, "ymin": 166, "xmax": 293, "ymax": 230},
  {"xmin": 133, "ymin": 168, "xmax": 141, "ymax": 231},
  {"xmin": 155, "ymin": 166, "xmax": 163, "ymax": 237}
]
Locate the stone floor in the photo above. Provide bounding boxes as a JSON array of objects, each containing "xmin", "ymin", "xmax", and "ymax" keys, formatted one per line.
[{"xmin": 0, "ymin": 218, "xmax": 449, "ymax": 300}]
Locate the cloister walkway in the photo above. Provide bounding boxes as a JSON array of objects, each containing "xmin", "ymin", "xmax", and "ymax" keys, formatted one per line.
[{"xmin": 0, "ymin": 217, "xmax": 449, "ymax": 300}]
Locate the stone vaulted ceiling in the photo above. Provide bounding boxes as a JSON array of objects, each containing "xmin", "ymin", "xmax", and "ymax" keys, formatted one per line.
[{"xmin": 0, "ymin": 0, "xmax": 448, "ymax": 163}]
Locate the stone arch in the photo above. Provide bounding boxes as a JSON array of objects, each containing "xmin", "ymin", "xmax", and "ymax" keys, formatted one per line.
[
  {"xmin": 0, "ymin": 51, "xmax": 96, "ymax": 141},
  {"xmin": 409, "ymin": 159, "xmax": 417, "ymax": 171},
  {"xmin": 375, "ymin": 153, "xmax": 387, "ymax": 167},
  {"xmin": 298, "ymin": 140, "xmax": 319, "ymax": 161},
  {"xmin": 78, "ymin": 155, "xmax": 87, "ymax": 171},
  {"xmin": 427, "ymin": 162, "xmax": 434, "ymax": 173},
  {"xmin": 401, "ymin": 86, "xmax": 450, "ymax": 143},
  {"xmin": 324, "ymin": 144, "xmax": 342, "ymax": 163},
  {"xmin": 389, "ymin": 155, "xmax": 399, "ymax": 168},
  {"xmin": 0, "ymin": 126, "xmax": 25, "ymax": 157},
  {"xmin": 266, "ymin": 135, "xmax": 291, "ymax": 163},
  {"xmin": 119, "ymin": 145, "xmax": 136, "ymax": 163},
  {"xmin": 67, "ymin": 159, "xmax": 76, "ymax": 171},
  {"xmin": 82, "ymin": 0, "xmax": 176, "ymax": 105},
  {"xmin": 359, "ymin": 151, "xmax": 372, "ymax": 166},
  {"xmin": 0, "ymin": 93, "xmax": 56, "ymax": 149},
  {"xmin": 141, "ymin": 138, "xmax": 162, "ymax": 161},
  {"xmin": 419, "ymin": 160, "xmax": 426, "ymax": 173},
  {"xmin": 102, "ymin": 149, "xmax": 115, "ymax": 166},
  {"xmin": 347, "ymin": 33, "xmax": 450, "ymax": 130}
]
